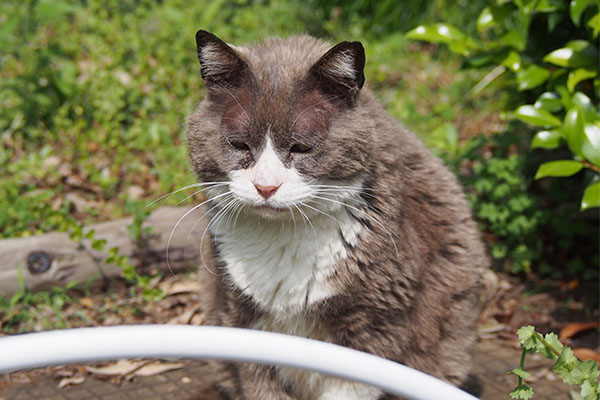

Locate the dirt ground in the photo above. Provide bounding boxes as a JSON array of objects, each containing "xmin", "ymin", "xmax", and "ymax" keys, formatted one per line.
[{"xmin": 0, "ymin": 269, "xmax": 598, "ymax": 400}]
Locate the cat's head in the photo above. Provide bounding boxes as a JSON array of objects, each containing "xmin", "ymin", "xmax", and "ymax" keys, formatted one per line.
[{"xmin": 187, "ymin": 31, "xmax": 374, "ymax": 220}]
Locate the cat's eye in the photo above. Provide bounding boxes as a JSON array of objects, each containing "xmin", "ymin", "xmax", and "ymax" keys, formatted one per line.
[
  {"xmin": 227, "ymin": 138, "xmax": 250, "ymax": 151},
  {"xmin": 290, "ymin": 142, "xmax": 314, "ymax": 153}
]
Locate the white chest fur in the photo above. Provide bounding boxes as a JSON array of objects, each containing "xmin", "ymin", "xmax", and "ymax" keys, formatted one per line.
[{"xmin": 211, "ymin": 208, "xmax": 361, "ymax": 317}]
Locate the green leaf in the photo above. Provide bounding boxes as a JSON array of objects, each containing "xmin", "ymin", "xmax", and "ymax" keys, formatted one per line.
[
  {"xmin": 582, "ymin": 181, "xmax": 600, "ymax": 210},
  {"xmin": 535, "ymin": 160, "xmax": 584, "ymax": 179},
  {"xmin": 517, "ymin": 326, "xmax": 538, "ymax": 351},
  {"xmin": 580, "ymin": 379, "xmax": 600, "ymax": 400},
  {"xmin": 541, "ymin": 332, "xmax": 564, "ymax": 359},
  {"xmin": 564, "ymin": 108, "xmax": 586, "ymax": 155},
  {"xmin": 544, "ymin": 40, "xmax": 599, "ymax": 68},
  {"xmin": 535, "ymin": 0, "xmax": 566, "ymax": 12},
  {"xmin": 91, "ymin": 239, "xmax": 107, "ymax": 251},
  {"xmin": 582, "ymin": 123, "xmax": 600, "ymax": 165},
  {"xmin": 512, "ymin": 368, "xmax": 532, "ymax": 379},
  {"xmin": 534, "ymin": 92, "xmax": 563, "ymax": 112},
  {"xmin": 572, "ymin": 92, "xmax": 598, "ymax": 121},
  {"xmin": 517, "ymin": 65, "xmax": 550, "ymax": 90},
  {"xmin": 558, "ymin": 86, "xmax": 574, "ymax": 109},
  {"xmin": 514, "ymin": 0, "xmax": 536, "ymax": 14},
  {"xmin": 405, "ymin": 24, "xmax": 477, "ymax": 56},
  {"xmin": 588, "ymin": 12, "xmax": 600, "ymax": 37},
  {"xmin": 531, "ymin": 130, "xmax": 563, "ymax": 149},
  {"xmin": 510, "ymin": 384, "xmax": 534, "ymax": 400},
  {"xmin": 500, "ymin": 30, "xmax": 526, "ymax": 51},
  {"xmin": 570, "ymin": 0, "xmax": 598, "ymax": 26},
  {"xmin": 567, "ymin": 68, "xmax": 598, "ymax": 92},
  {"xmin": 553, "ymin": 347, "xmax": 579, "ymax": 384},
  {"xmin": 477, "ymin": 7, "xmax": 494, "ymax": 31},
  {"xmin": 514, "ymin": 105, "xmax": 562, "ymax": 127},
  {"xmin": 502, "ymin": 50, "xmax": 522, "ymax": 72},
  {"xmin": 571, "ymin": 360, "xmax": 600, "ymax": 385}
]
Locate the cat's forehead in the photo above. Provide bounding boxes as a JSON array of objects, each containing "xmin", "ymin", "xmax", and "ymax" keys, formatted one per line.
[{"xmin": 236, "ymin": 36, "xmax": 332, "ymax": 89}]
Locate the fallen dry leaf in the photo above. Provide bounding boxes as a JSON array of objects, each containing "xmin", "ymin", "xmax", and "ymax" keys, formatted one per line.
[
  {"xmin": 125, "ymin": 361, "xmax": 185, "ymax": 379},
  {"xmin": 79, "ymin": 297, "xmax": 95, "ymax": 309},
  {"xmin": 85, "ymin": 359, "xmax": 146, "ymax": 376},
  {"xmin": 559, "ymin": 321, "xmax": 600, "ymax": 343},
  {"xmin": 58, "ymin": 375, "xmax": 85, "ymax": 389},
  {"xmin": 573, "ymin": 348, "xmax": 600, "ymax": 362},
  {"xmin": 161, "ymin": 280, "xmax": 202, "ymax": 296}
]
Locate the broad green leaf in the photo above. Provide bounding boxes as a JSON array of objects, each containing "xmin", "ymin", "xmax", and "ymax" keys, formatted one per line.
[
  {"xmin": 489, "ymin": 3, "xmax": 513, "ymax": 24},
  {"xmin": 570, "ymin": 360, "xmax": 600, "ymax": 385},
  {"xmin": 572, "ymin": 92, "xmax": 598, "ymax": 121},
  {"xmin": 500, "ymin": 30, "xmax": 526, "ymax": 51},
  {"xmin": 512, "ymin": 368, "xmax": 532, "ymax": 379},
  {"xmin": 535, "ymin": 160, "xmax": 584, "ymax": 179},
  {"xmin": 534, "ymin": 92, "xmax": 563, "ymax": 112},
  {"xmin": 582, "ymin": 123, "xmax": 600, "ymax": 165},
  {"xmin": 477, "ymin": 7, "xmax": 494, "ymax": 31},
  {"xmin": 570, "ymin": 0, "xmax": 598, "ymax": 26},
  {"xmin": 553, "ymin": 347, "xmax": 579, "ymax": 384},
  {"xmin": 580, "ymin": 380, "xmax": 599, "ymax": 400},
  {"xmin": 406, "ymin": 24, "xmax": 477, "ymax": 55},
  {"xmin": 514, "ymin": 105, "xmax": 562, "ymax": 127},
  {"xmin": 517, "ymin": 326, "xmax": 538, "ymax": 351},
  {"xmin": 558, "ymin": 86, "xmax": 574, "ymax": 109},
  {"xmin": 514, "ymin": 0, "xmax": 536, "ymax": 13},
  {"xmin": 510, "ymin": 384, "xmax": 534, "ymax": 400},
  {"xmin": 541, "ymin": 333, "xmax": 563, "ymax": 359},
  {"xmin": 588, "ymin": 12, "xmax": 600, "ymax": 37},
  {"xmin": 531, "ymin": 130, "xmax": 562, "ymax": 149},
  {"xmin": 535, "ymin": 0, "xmax": 566, "ymax": 12},
  {"xmin": 563, "ymin": 108, "xmax": 585, "ymax": 155},
  {"xmin": 517, "ymin": 65, "xmax": 550, "ymax": 90},
  {"xmin": 582, "ymin": 181, "xmax": 600, "ymax": 210},
  {"xmin": 544, "ymin": 40, "xmax": 599, "ymax": 68},
  {"xmin": 567, "ymin": 68, "xmax": 598, "ymax": 92},
  {"xmin": 502, "ymin": 50, "xmax": 521, "ymax": 72}
]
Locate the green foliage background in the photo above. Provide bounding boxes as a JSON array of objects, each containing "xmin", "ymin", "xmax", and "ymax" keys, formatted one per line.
[{"xmin": 0, "ymin": 0, "xmax": 598, "ymax": 281}]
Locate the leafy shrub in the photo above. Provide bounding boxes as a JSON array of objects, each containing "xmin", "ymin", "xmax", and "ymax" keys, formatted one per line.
[
  {"xmin": 406, "ymin": 0, "xmax": 600, "ymax": 277},
  {"xmin": 511, "ymin": 326, "xmax": 599, "ymax": 400},
  {"xmin": 406, "ymin": 0, "xmax": 599, "ymax": 210}
]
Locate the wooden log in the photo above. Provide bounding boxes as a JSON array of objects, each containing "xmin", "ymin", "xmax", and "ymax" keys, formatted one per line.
[{"xmin": 0, "ymin": 206, "xmax": 209, "ymax": 297}]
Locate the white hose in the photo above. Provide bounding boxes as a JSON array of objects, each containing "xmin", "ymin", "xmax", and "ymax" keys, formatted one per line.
[{"xmin": 0, "ymin": 325, "xmax": 478, "ymax": 400}]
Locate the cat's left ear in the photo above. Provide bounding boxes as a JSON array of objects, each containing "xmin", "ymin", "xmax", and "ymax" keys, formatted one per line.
[
  {"xmin": 195, "ymin": 30, "xmax": 252, "ymax": 90},
  {"xmin": 306, "ymin": 41, "xmax": 365, "ymax": 103}
]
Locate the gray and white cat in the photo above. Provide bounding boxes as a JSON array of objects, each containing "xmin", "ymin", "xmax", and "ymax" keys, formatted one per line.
[{"xmin": 186, "ymin": 30, "xmax": 489, "ymax": 400}]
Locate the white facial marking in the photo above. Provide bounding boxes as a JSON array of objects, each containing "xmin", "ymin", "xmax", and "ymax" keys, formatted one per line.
[{"xmin": 229, "ymin": 137, "xmax": 311, "ymax": 208}]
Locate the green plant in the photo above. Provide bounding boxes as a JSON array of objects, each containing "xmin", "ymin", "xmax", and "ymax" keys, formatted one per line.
[
  {"xmin": 510, "ymin": 326, "xmax": 599, "ymax": 400},
  {"xmin": 406, "ymin": 0, "xmax": 600, "ymax": 210},
  {"xmin": 0, "ymin": 268, "xmax": 94, "ymax": 333}
]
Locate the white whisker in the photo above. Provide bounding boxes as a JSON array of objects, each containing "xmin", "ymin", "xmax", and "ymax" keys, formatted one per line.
[
  {"xmin": 166, "ymin": 191, "xmax": 233, "ymax": 277},
  {"xmin": 145, "ymin": 181, "xmax": 229, "ymax": 209}
]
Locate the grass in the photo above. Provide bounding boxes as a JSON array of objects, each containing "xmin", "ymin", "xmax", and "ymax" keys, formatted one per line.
[
  {"xmin": 0, "ymin": 0, "xmax": 494, "ymax": 240},
  {"xmin": 0, "ymin": 0, "xmax": 515, "ymax": 334}
]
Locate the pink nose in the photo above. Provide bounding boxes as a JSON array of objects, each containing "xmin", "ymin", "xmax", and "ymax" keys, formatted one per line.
[{"xmin": 254, "ymin": 183, "xmax": 280, "ymax": 200}]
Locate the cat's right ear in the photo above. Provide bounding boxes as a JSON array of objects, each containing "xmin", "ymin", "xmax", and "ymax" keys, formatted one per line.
[
  {"xmin": 195, "ymin": 30, "xmax": 251, "ymax": 90},
  {"xmin": 306, "ymin": 41, "xmax": 365, "ymax": 105}
]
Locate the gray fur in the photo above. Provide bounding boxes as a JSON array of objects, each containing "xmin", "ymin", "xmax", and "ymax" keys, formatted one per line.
[{"xmin": 187, "ymin": 31, "xmax": 489, "ymax": 399}]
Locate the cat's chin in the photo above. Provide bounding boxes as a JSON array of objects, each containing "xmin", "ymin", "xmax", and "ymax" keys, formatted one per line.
[{"xmin": 249, "ymin": 204, "xmax": 290, "ymax": 220}]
